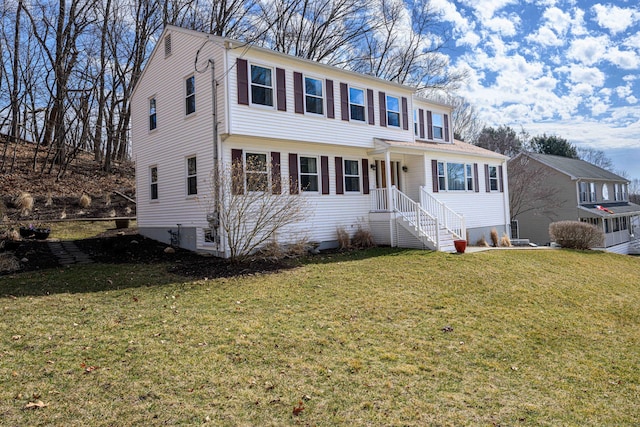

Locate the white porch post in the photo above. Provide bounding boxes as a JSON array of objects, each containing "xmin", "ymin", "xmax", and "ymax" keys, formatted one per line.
[{"xmin": 385, "ymin": 150, "xmax": 395, "ymax": 247}]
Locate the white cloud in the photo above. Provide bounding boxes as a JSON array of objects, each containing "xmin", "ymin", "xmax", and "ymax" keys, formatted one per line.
[
  {"xmin": 526, "ymin": 26, "xmax": 563, "ymax": 47},
  {"xmin": 603, "ymin": 47, "xmax": 640, "ymax": 70},
  {"xmin": 567, "ymin": 36, "xmax": 609, "ymax": 65},
  {"xmin": 556, "ymin": 64, "xmax": 606, "ymax": 87},
  {"xmin": 592, "ymin": 4, "xmax": 640, "ymax": 35},
  {"xmin": 484, "ymin": 14, "xmax": 520, "ymax": 36},
  {"xmin": 459, "ymin": 0, "xmax": 518, "ymax": 21},
  {"xmin": 542, "ymin": 6, "xmax": 573, "ymax": 36}
]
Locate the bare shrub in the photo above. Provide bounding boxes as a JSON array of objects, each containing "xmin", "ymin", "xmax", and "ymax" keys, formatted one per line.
[
  {"xmin": 256, "ymin": 240, "xmax": 284, "ymax": 260},
  {"xmin": 549, "ymin": 221, "xmax": 604, "ymax": 250},
  {"xmin": 490, "ymin": 228, "xmax": 499, "ymax": 247},
  {"xmin": 500, "ymin": 233, "xmax": 512, "ymax": 247},
  {"xmin": 14, "ymin": 192, "xmax": 34, "ymax": 216},
  {"xmin": 476, "ymin": 235, "xmax": 489, "ymax": 247},
  {"xmin": 352, "ymin": 226, "xmax": 375, "ymax": 249},
  {"xmin": 104, "ymin": 192, "xmax": 112, "ymax": 207},
  {"xmin": 286, "ymin": 238, "xmax": 310, "ymax": 258},
  {"xmin": 45, "ymin": 192, "xmax": 53, "ymax": 207},
  {"xmin": 78, "ymin": 193, "xmax": 92, "ymax": 208},
  {"xmin": 337, "ymin": 227, "xmax": 350, "ymax": 249},
  {"xmin": 0, "ymin": 253, "xmax": 20, "ymax": 273}
]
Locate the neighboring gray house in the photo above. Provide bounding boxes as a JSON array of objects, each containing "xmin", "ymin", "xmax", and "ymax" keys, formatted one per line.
[{"xmin": 508, "ymin": 152, "xmax": 640, "ymax": 254}]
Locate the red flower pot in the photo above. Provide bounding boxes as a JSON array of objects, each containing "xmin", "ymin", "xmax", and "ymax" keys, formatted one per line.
[{"xmin": 454, "ymin": 239, "xmax": 467, "ymax": 254}]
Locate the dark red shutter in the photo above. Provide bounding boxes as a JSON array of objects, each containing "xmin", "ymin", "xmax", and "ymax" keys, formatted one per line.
[
  {"xmin": 444, "ymin": 113, "xmax": 450, "ymax": 142},
  {"xmin": 367, "ymin": 89, "xmax": 375, "ymax": 125},
  {"xmin": 335, "ymin": 157, "xmax": 344, "ymax": 195},
  {"xmin": 321, "ymin": 156, "xmax": 329, "ymax": 195},
  {"xmin": 271, "ymin": 152, "xmax": 281, "ymax": 194},
  {"xmin": 431, "ymin": 159, "xmax": 439, "ymax": 192},
  {"xmin": 276, "ymin": 68, "xmax": 286, "ymax": 112},
  {"xmin": 498, "ymin": 165, "xmax": 504, "ymax": 192},
  {"xmin": 340, "ymin": 83, "xmax": 349, "ymax": 121},
  {"xmin": 419, "ymin": 109, "xmax": 425, "ymax": 139},
  {"xmin": 362, "ymin": 159, "xmax": 370, "ymax": 194},
  {"xmin": 401, "ymin": 97, "xmax": 409, "ymax": 130},
  {"xmin": 427, "ymin": 111, "xmax": 433, "ymax": 140},
  {"xmin": 484, "ymin": 164, "xmax": 490, "ymax": 192},
  {"xmin": 231, "ymin": 149, "xmax": 244, "ymax": 194},
  {"xmin": 293, "ymin": 72, "xmax": 304, "ymax": 114},
  {"xmin": 379, "ymin": 92, "xmax": 387, "ymax": 127},
  {"xmin": 289, "ymin": 153, "xmax": 299, "ymax": 194},
  {"xmin": 237, "ymin": 59, "xmax": 249, "ymax": 105},
  {"xmin": 326, "ymin": 79, "xmax": 335, "ymax": 119},
  {"xmin": 474, "ymin": 163, "xmax": 479, "ymax": 193}
]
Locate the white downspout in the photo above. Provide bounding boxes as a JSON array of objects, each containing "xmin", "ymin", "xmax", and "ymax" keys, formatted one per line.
[{"xmin": 502, "ymin": 158, "xmax": 510, "ymax": 237}]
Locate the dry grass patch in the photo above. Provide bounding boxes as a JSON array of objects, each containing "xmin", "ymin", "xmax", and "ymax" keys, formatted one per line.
[{"xmin": 1, "ymin": 249, "xmax": 639, "ymax": 426}]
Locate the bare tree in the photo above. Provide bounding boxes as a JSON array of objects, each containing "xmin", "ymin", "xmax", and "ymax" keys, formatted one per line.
[
  {"xmin": 508, "ymin": 153, "xmax": 565, "ymax": 221},
  {"xmin": 448, "ymin": 95, "xmax": 483, "ymax": 142},
  {"xmin": 576, "ymin": 147, "xmax": 613, "ymax": 171},
  {"xmin": 213, "ymin": 157, "xmax": 308, "ymax": 260},
  {"xmin": 629, "ymin": 178, "xmax": 640, "ymax": 205}
]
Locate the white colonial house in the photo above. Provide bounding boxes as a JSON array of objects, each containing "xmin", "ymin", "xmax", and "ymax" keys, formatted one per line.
[{"xmin": 131, "ymin": 25, "xmax": 510, "ymax": 257}]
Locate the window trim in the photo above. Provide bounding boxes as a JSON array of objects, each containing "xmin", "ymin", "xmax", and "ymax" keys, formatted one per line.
[
  {"xmin": 149, "ymin": 97, "xmax": 157, "ymax": 131},
  {"xmin": 150, "ymin": 165, "xmax": 158, "ymax": 201},
  {"xmin": 250, "ymin": 63, "xmax": 274, "ymax": 108},
  {"xmin": 413, "ymin": 109, "xmax": 418, "ymax": 136},
  {"xmin": 299, "ymin": 155, "xmax": 320, "ymax": 193},
  {"xmin": 343, "ymin": 158, "xmax": 361, "ymax": 193},
  {"xmin": 186, "ymin": 156, "xmax": 197, "ymax": 196},
  {"xmin": 245, "ymin": 151, "xmax": 270, "ymax": 192},
  {"xmin": 349, "ymin": 86, "xmax": 366, "ymax": 122},
  {"xmin": 488, "ymin": 165, "xmax": 499, "ymax": 192},
  {"xmin": 304, "ymin": 75, "xmax": 324, "ymax": 116},
  {"xmin": 437, "ymin": 161, "xmax": 475, "ymax": 192},
  {"xmin": 185, "ymin": 75, "xmax": 196, "ymax": 116},
  {"xmin": 431, "ymin": 112, "xmax": 444, "ymax": 140},
  {"xmin": 386, "ymin": 95, "xmax": 401, "ymax": 128}
]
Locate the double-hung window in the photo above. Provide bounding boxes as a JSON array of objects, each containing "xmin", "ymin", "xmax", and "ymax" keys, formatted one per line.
[
  {"xmin": 185, "ymin": 76, "xmax": 195, "ymax": 115},
  {"xmin": 488, "ymin": 166, "xmax": 499, "ymax": 191},
  {"xmin": 150, "ymin": 166, "xmax": 158, "ymax": 200},
  {"xmin": 413, "ymin": 110, "xmax": 418, "ymax": 136},
  {"xmin": 579, "ymin": 182, "xmax": 588, "ymax": 202},
  {"xmin": 437, "ymin": 162, "xmax": 474, "ymax": 191},
  {"xmin": 589, "ymin": 182, "xmax": 596, "ymax": 202},
  {"xmin": 186, "ymin": 156, "xmax": 197, "ymax": 196},
  {"xmin": 432, "ymin": 113, "xmax": 444, "ymax": 139},
  {"xmin": 250, "ymin": 65, "xmax": 273, "ymax": 107},
  {"xmin": 349, "ymin": 87, "xmax": 365, "ymax": 122},
  {"xmin": 305, "ymin": 77, "xmax": 324, "ymax": 115},
  {"xmin": 149, "ymin": 97, "xmax": 157, "ymax": 130},
  {"xmin": 344, "ymin": 159, "xmax": 360, "ymax": 192},
  {"xmin": 386, "ymin": 95, "xmax": 400, "ymax": 127},
  {"xmin": 246, "ymin": 152, "xmax": 268, "ymax": 191},
  {"xmin": 299, "ymin": 156, "xmax": 319, "ymax": 192}
]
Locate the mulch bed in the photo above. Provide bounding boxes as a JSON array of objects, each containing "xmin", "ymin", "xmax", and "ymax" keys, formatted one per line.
[{"xmin": 6, "ymin": 232, "xmax": 295, "ymax": 279}]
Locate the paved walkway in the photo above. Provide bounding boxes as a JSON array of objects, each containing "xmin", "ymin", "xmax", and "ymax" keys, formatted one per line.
[{"xmin": 47, "ymin": 241, "xmax": 93, "ymax": 266}]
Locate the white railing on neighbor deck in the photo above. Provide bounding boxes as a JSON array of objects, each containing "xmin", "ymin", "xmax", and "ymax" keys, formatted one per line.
[{"xmin": 419, "ymin": 186, "xmax": 466, "ymax": 240}]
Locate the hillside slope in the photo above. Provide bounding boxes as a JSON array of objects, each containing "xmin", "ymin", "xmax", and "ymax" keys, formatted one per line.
[{"xmin": 0, "ymin": 140, "xmax": 136, "ymax": 223}]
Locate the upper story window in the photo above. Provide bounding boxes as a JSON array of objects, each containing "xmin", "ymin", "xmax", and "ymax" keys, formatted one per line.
[
  {"xmin": 349, "ymin": 87, "xmax": 365, "ymax": 122},
  {"xmin": 614, "ymin": 183, "xmax": 623, "ymax": 201},
  {"xmin": 437, "ymin": 162, "xmax": 474, "ymax": 191},
  {"xmin": 579, "ymin": 181, "xmax": 588, "ymax": 202},
  {"xmin": 344, "ymin": 159, "xmax": 361, "ymax": 192},
  {"xmin": 386, "ymin": 95, "xmax": 400, "ymax": 127},
  {"xmin": 488, "ymin": 165, "xmax": 499, "ymax": 191},
  {"xmin": 299, "ymin": 156, "xmax": 319, "ymax": 192},
  {"xmin": 589, "ymin": 182, "xmax": 596, "ymax": 202},
  {"xmin": 413, "ymin": 110, "xmax": 418, "ymax": 136},
  {"xmin": 150, "ymin": 166, "xmax": 158, "ymax": 200},
  {"xmin": 251, "ymin": 65, "xmax": 273, "ymax": 107},
  {"xmin": 186, "ymin": 156, "xmax": 197, "ymax": 196},
  {"xmin": 602, "ymin": 183, "xmax": 609, "ymax": 200},
  {"xmin": 185, "ymin": 76, "xmax": 195, "ymax": 115},
  {"xmin": 305, "ymin": 77, "xmax": 324, "ymax": 115},
  {"xmin": 432, "ymin": 113, "xmax": 444, "ymax": 139},
  {"xmin": 149, "ymin": 97, "xmax": 157, "ymax": 130},
  {"xmin": 246, "ymin": 152, "xmax": 269, "ymax": 191}
]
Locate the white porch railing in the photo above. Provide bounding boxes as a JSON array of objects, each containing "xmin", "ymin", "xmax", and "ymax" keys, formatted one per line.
[
  {"xmin": 370, "ymin": 187, "xmax": 389, "ymax": 211},
  {"xmin": 419, "ymin": 186, "xmax": 466, "ymax": 240}
]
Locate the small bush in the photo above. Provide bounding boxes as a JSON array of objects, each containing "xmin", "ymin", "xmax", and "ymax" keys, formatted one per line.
[
  {"xmin": 549, "ymin": 221, "xmax": 604, "ymax": 250},
  {"xmin": 476, "ymin": 236, "xmax": 489, "ymax": 247},
  {"xmin": 0, "ymin": 253, "xmax": 20, "ymax": 273},
  {"xmin": 490, "ymin": 228, "xmax": 499, "ymax": 247},
  {"xmin": 337, "ymin": 227, "xmax": 350, "ymax": 250},
  {"xmin": 256, "ymin": 240, "xmax": 284, "ymax": 260},
  {"xmin": 78, "ymin": 193, "xmax": 92, "ymax": 208},
  {"xmin": 500, "ymin": 233, "xmax": 512, "ymax": 247},
  {"xmin": 352, "ymin": 226, "xmax": 375, "ymax": 249},
  {"xmin": 14, "ymin": 192, "xmax": 33, "ymax": 216}
]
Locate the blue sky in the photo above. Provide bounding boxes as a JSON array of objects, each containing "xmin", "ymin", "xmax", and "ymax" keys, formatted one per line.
[{"xmin": 430, "ymin": 0, "xmax": 639, "ymax": 181}]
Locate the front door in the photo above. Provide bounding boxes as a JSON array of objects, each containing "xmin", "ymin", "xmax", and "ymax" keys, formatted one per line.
[{"xmin": 375, "ymin": 160, "xmax": 401, "ymax": 191}]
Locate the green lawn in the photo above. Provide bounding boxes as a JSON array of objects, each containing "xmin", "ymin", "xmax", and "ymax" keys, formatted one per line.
[{"xmin": 1, "ymin": 248, "xmax": 639, "ymax": 426}]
